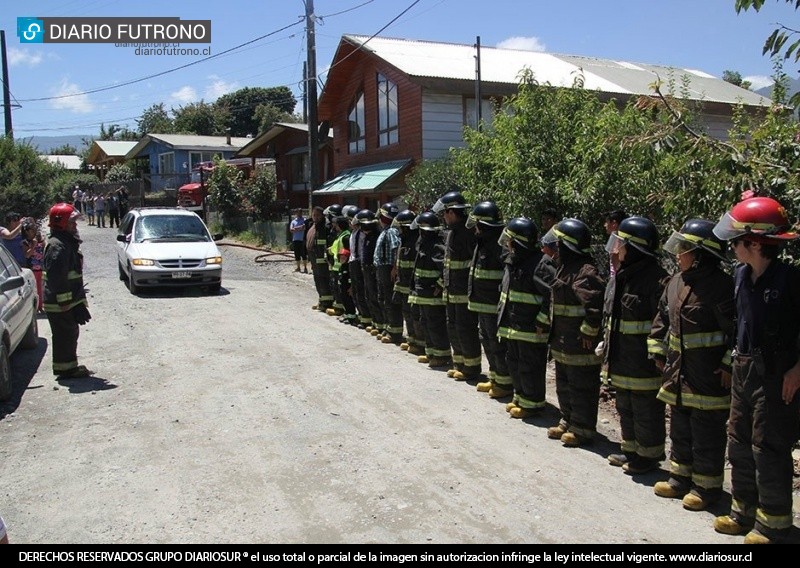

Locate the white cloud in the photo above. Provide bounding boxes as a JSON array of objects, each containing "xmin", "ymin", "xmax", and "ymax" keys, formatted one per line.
[
  {"xmin": 743, "ymin": 75, "xmax": 773, "ymax": 91},
  {"xmin": 496, "ymin": 36, "xmax": 546, "ymax": 52},
  {"xmin": 204, "ymin": 76, "xmax": 238, "ymax": 101},
  {"xmin": 170, "ymin": 86, "xmax": 198, "ymax": 104},
  {"xmin": 8, "ymin": 48, "xmax": 43, "ymax": 67},
  {"xmin": 49, "ymin": 79, "xmax": 93, "ymax": 113}
]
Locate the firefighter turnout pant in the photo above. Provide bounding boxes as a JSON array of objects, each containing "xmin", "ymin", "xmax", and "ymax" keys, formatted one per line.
[
  {"xmin": 349, "ymin": 260, "xmax": 370, "ymax": 326},
  {"xmin": 554, "ymin": 361, "xmax": 602, "ymax": 440},
  {"xmin": 47, "ymin": 310, "xmax": 81, "ymax": 375},
  {"xmin": 478, "ymin": 313, "xmax": 510, "ymax": 390},
  {"xmin": 446, "ymin": 301, "xmax": 481, "ymax": 376},
  {"xmin": 668, "ymin": 404, "xmax": 728, "ymax": 499},
  {"xmin": 506, "ymin": 340, "xmax": 547, "ymax": 411},
  {"xmin": 726, "ymin": 355, "xmax": 800, "ymax": 539},
  {"xmin": 398, "ymin": 292, "xmax": 424, "ymax": 349},
  {"xmin": 312, "ymin": 261, "xmax": 333, "ymax": 310},
  {"xmin": 377, "ymin": 265, "xmax": 403, "ymax": 341},
  {"xmin": 361, "ymin": 264, "xmax": 384, "ymax": 332},
  {"xmin": 420, "ymin": 303, "xmax": 451, "ymax": 360},
  {"xmin": 616, "ymin": 387, "xmax": 666, "ymax": 461}
]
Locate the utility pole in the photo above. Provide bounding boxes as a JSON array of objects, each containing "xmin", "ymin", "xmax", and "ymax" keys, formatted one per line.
[
  {"xmin": 1, "ymin": 30, "xmax": 14, "ymax": 139},
  {"xmin": 474, "ymin": 36, "xmax": 482, "ymax": 132},
  {"xmin": 305, "ymin": 0, "xmax": 319, "ymax": 212},
  {"xmin": 302, "ymin": 61, "xmax": 308, "ymax": 123}
]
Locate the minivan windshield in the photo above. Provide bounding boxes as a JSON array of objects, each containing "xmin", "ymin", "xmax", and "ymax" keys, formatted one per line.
[{"xmin": 135, "ymin": 215, "xmax": 210, "ymax": 243}]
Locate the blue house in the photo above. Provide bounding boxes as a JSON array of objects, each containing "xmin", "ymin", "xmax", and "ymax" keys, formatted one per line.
[{"xmin": 125, "ymin": 133, "xmax": 253, "ymax": 191}]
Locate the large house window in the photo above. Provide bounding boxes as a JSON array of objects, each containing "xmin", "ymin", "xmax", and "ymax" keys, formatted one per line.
[
  {"xmin": 189, "ymin": 151, "xmax": 219, "ymax": 171},
  {"xmin": 377, "ymin": 73, "xmax": 398, "ymax": 147},
  {"xmin": 348, "ymin": 92, "xmax": 365, "ymax": 154},
  {"xmin": 292, "ymin": 153, "xmax": 309, "ymax": 184},
  {"xmin": 464, "ymin": 97, "xmax": 496, "ymax": 130},
  {"xmin": 158, "ymin": 152, "xmax": 175, "ymax": 174}
]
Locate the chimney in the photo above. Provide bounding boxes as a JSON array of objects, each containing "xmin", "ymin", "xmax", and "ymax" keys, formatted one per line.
[{"xmin": 226, "ymin": 127, "xmax": 231, "ymax": 145}]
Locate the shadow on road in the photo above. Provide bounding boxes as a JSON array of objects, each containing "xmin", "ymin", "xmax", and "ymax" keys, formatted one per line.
[
  {"xmin": 55, "ymin": 375, "xmax": 117, "ymax": 394},
  {"xmin": 0, "ymin": 336, "xmax": 49, "ymax": 421}
]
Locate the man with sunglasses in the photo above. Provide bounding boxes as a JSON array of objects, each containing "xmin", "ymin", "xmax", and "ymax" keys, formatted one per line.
[{"xmin": 712, "ymin": 196, "xmax": 800, "ymax": 544}]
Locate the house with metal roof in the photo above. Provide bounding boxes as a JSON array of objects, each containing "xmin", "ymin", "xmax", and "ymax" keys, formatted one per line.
[
  {"xmin": 39, "ymin": 154, "xmax": 83, "ymax": 171},
  {"xmin": 316, "ymin": 34, "xmax": 772, "ymax": 206},
  {"xmin": 236, "ymin": 122, "xmax": 334, "ymax": 211},
  {"xmin": 125, "ymin": 133, "xmax": 252, "ymax": 192},
  {"xmin": 85, "ymin": 140, "xmax": 138, "ymax": 179}
]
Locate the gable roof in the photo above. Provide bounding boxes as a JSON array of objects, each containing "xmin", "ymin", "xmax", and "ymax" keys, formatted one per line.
[
  {"xmin": 126, "ymin": 133, "xmax": 253, "ymax": 159},
  {"xmin": 237, "ymin": 122, "xmax": 333, "ymax": 157},
  {"xmin": 326, "ymin": 35, "xmax": 770, "ymax": 108},
  {"xmin": 86, "ymin": 140, "xmax": 138, "ymax": 165},
  {"xmin": 39, "ymin": 154, "xmax": 82, "ymax": 170}
]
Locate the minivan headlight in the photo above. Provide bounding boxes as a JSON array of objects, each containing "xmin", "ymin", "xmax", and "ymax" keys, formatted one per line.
[
  {"xmin": 132, "ymin": 259, "xmax": 155, "ymax": 266},
  {"xmin": 206, "ymin": 256, "xmax": 222, "ymax": 265}
]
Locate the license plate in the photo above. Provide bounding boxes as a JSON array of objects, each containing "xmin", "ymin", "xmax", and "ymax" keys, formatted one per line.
[{"xmin": 171, "ymin": 271, "xmax": 191, "ymax": 279}]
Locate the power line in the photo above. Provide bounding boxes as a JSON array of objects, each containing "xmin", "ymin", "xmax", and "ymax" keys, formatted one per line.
[{"xmin": 19, "ymin": 18, "xmax": 305, "ymax": 103}]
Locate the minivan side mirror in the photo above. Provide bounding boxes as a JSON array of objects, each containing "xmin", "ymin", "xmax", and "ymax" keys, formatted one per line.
[
  {"xmin": 0, "ymin": 275, "xmax": 24, "ymax": 293},
  {"xmin": 213, "ymin": 233, "xmax": 223, "ymax": 241},
  {"xmin": 116, "ymin": 234, "xmax": 131, "ymax": 243}
]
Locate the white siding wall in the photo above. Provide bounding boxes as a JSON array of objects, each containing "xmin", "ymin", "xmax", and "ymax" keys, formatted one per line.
[
  {"xmin": 422, "ymin": 92, "xmax": 466, "ymax": 159},
  {"xmin": 693, "ymin": 113, "xmax": 734, "ymax": 141}
]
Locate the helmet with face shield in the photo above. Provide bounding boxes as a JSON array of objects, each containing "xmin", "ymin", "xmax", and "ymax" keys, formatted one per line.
[
  {"xmin": 466, "ymin": 201, "xmax": 504, "ymax": 229},
  {"xmin": 323, "ymin": 204, "xmax": 343, "ymax": 220},
  {"xmin": 341, "ymin": 205, "xmax": 359, "ymax": 220},
  {"xmin": 432, "ymin": 190, "xmax": 469, "ymax": 215},
  {"xmin": 410, "ymin": 211, "xmax": 440, "ymax": 232},
  {"xmin": 498, "ymin": 217, "xmax": 538, "ymax": 251},
  {"xmin": 391, "ymin": 209, "xmax": 417, "ymax": 229},
  {"xmin": 605, "ymin": 216, "xmax": 660, "ymax": 257},
  {"xmin": 542, "ymin": 218, "xmax": 592, "ymax": 254},
  {"xmin": 663, "ymin": 219, "xmax": 728, "ymax": 261},
  {"xmin": 712, "ymin": 196, "xmax": 798, "ymax": 243}
]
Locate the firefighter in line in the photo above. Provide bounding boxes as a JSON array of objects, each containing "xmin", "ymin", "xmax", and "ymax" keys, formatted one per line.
[
  {"xmin": 392, "ymin": 209, "xmax": 426, "ymax": 356},
  {"xmin": 348, "ymin": 208, "xmax": 371, "ymax": 330},
  {"xmin": 648, "ymin": 219, "xmax": 734, "ymax": 511},
  {"xmin": 374, "ymin": 203, "xmax": 404, "ymax": 345},
  {"xmin": 307, "ymin": 206, "xmax": 334, "ymax": 312},
  {"xmin": 43, "ymin": 203, "xmax": 93, "ymax": 379},
  {"xmin": 497, "ymin": 217, "xmax": 556, "ymax": 418},
  {"xmin": 410, "ymin": 211, "xmax": 451, "ymax": 368},
  {"xmin": 542, "ymin": 219, "xmax": 605, "ymax": 447},
  {"xmin": 466, "ymin": 202, "xmax": 510, "ymax": 397},
  {"xmin": 340, "ymin": 206, "xmax": 363, "ymax": 324},
  {"xmin": 711, "ymin": 196, "xmax": 800, "ymax": 544},
  {"xmin": 327, "ymin": 216, "xmax": 353, "ymax": 322},
  {"xmin": 604, "ymin": 217, "xmax": 669, "ymax": 473},
  {"xmin": 357, "ymin": 209, "xmax": 384, "ymax": 337},
  {"xmin": 323, "ymin": 204, "xmax": 344, "ymax": 316},
  {"xmin": 336, "ymin": 247, "xmax": 356, "ymax": 324},
  {"xmin": 433, "ymin": 190, "xmax": 482, "ymax": 380}
]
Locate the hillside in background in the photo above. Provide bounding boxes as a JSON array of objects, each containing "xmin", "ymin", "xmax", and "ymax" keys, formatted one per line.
[
  {"xmin": 19, "ymin": 134, "xmax": 93, "ymax": 154},
  {"xmin": 755, "ymin": 76, "xmax": 800, "ymax": 101}
]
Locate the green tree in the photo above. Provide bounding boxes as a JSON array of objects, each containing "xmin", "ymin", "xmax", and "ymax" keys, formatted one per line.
[
  {"xmin": 214, "ymin": 87, "xmax": 297, "ymax": 137},
  {"xmin": 722, "ymin": 69, "xmax": 752, "ymax": 90},
  {"xmin": 172, "ymin": 101, "xmax": 229, "ymax": 135},
  {"xmin": 49, "ymin": 143, "xmax": 78, "ymax": 155},
  {"xmin": 98, "ymin": 123, "xmax": 139, "ymax": 141},
  {"xmin": 207, "ymin": 156, "xmax": 243, "ymax": 220},
  {"xmin": 253, "ymin": 103, "xmax": 296, "ymax": 134},
  {"xmin": 0, "ymin": 137, "xmax": 59, "ymax": 219},
  {"xmin": 240, "ymin": 165, "xmax": 277, "ymax": 219},
  {"xmin": 136, "ymin": 103, "xmax": 174, "ymax": 135},
  {"xmin": 105, "ymin": 164, "xmax": 135, "ymax": 184}
]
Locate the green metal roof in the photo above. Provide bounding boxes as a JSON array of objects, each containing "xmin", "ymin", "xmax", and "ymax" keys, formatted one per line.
[{"xmin": 313, "ymin": 159, "xmax": 411, "ymax": 195}]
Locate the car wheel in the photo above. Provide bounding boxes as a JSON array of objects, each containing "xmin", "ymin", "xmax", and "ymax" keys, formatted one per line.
[
  {"xmin": 128, "ymin": 265, "xmax": 139, "ymax": 295},
  {"xmin": 208, "ymin": 282, "xmax": 221, "ymax": 294},
  {"xmin": 0, "ymin": 342, "xmax": 11, "ymax": 402},
  {"xmin": 20, "ymin": 309, "xmax": 38, "ymax": 349},
  {"xmin": 118, "ymin": 261, "xmax": 126, "ymax": 281}
]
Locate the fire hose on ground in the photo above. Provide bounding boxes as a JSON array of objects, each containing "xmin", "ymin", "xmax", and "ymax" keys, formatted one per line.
[{"xmin": 217, "ymin": 241, "xmax": 295, "ymax": 263}]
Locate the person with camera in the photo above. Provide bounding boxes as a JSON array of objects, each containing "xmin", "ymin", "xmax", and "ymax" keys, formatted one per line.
[
  {"xmin": 43, "ymin": 203, "xmax": 93, "ymax": 380},
  {"xmin": 1, "ymin": 212, "xmax": 28, "ymax": 267}
]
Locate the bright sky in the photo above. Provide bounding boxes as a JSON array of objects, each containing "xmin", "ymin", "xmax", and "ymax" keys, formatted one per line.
[{"xmin": 3, "ymin": 0, "xmax": 798, "ymax": 139}]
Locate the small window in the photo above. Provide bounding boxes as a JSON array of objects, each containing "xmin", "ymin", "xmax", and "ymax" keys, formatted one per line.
[
  {"xmin": 158, "ymin": 152, "xmax": 176, "ymax": 174},
  {"xmin": 292, "ymin": 153, "xmax": 309, "ymax": 183},
  {"xmin": 348, "ymin": 92, "xmax": 365, "ymax": 154},
  {"xmin": 377, "ymin": 73, "xmax": 398, "ymax": 147}
]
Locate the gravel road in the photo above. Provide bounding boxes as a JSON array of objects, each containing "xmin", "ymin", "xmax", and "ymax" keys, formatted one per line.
[{"xmin": 0, "ymin": 219, "xmax": 796, "ymax": 544}]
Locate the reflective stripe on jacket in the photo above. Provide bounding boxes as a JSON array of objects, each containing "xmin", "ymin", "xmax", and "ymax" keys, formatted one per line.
[{"xmin": 43, "ymin": 231, "xmax": 86, "ymax": 313}]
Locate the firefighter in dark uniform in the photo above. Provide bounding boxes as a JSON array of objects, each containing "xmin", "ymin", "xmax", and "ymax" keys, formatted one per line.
[
  {"xmin": 327, "ymin": 216, "xmax": 352, "ymax": 321},
  {"xmin": 542, "ymin": 219, "xmax": 605, "ymax": 446},
  {"xmin": 410, "ymin": 211, "xmax": 451, "ymax": 368},
  {"xmin": 467, "ymin": 202, "xmax": 511, "ymax": 397},
  {"xmin": 604, "ymin": 216, "xmax": 669, "ymax": 473},
  {"xmin": 43, "ymin": 203, "xmax": 93, "ymax": 379},
  {"xmin": 433, "ymin": 190, "xmax": 481, "ymax": 380},
  {"xmin": 711, "ymin": 196, "xmax": 800, "ymax": 544},
  {"xmin": 392, "ymin": 210, "xmax": 426, "ymax": 355},
  {"xmin": 357, "ymin": 209, "xmax": 384, "ymax": 337},
  {"xmin": 497, "ymin": 218, "xmax": 556, "ymax": 418},
  {"xmin": 308, "ymin": 206, "xmax": 334, "ymax": 311},
  {"xmin": 323, "ymin": 204, "xmax": 344, "ymax": 316},
  {"xmin": 374, "ymin": 203, "xmax": 404, "ymax": 345},
  {"xmin": 348, "ymin": 209, "xmax": 371, "ymax": 329},
  {"xmin": 648, "ymin": 219, "xmax": 735, "ymax": 511}
]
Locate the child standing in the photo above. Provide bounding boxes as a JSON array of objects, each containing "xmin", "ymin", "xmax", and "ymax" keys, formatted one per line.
[{"xmin": 22, "ymin": 220, "xmax": 45, "ymax": 311}]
